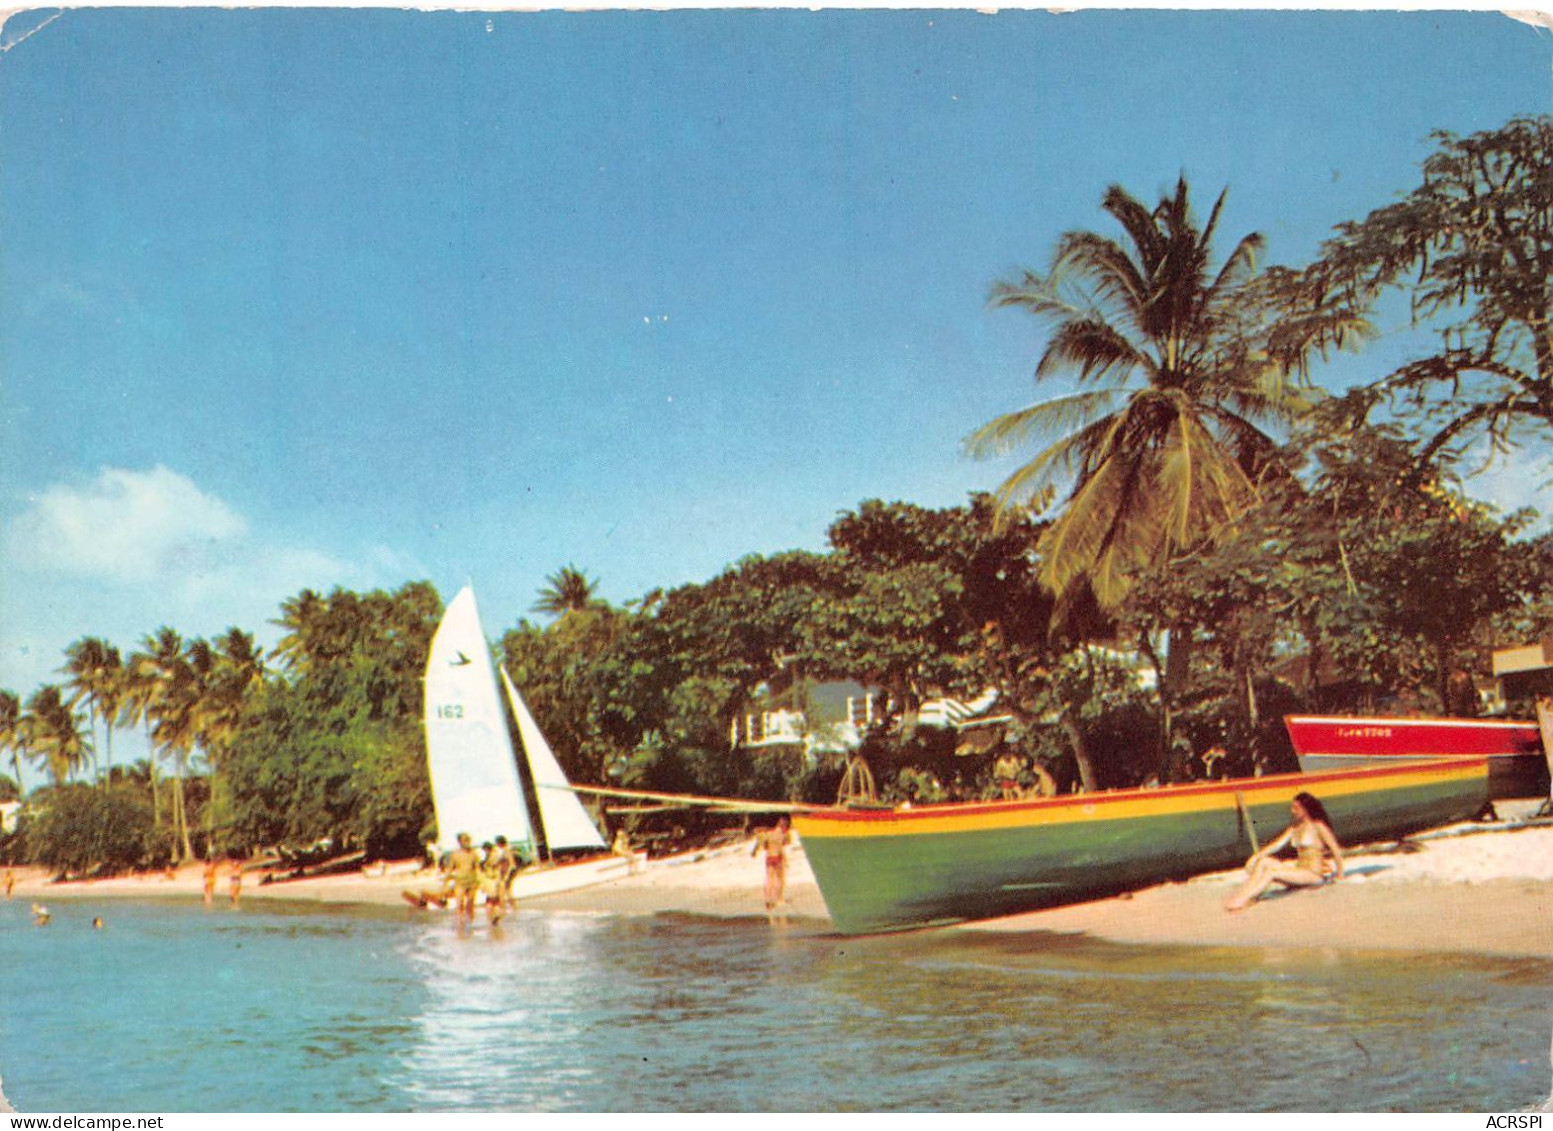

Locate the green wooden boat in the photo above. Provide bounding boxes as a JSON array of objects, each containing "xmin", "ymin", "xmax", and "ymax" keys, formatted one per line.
[{"xmin": 792, "ymin": 758, "xmax": 1490, "ymax": 935}]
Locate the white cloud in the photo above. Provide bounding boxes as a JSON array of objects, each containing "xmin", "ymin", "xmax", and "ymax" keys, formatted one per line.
[
  {"xmin": 7, "ymin": 465, "xmax": 247, "ymax": 582},
  {"xmin": 0, "ymin": 467, "xmax": 420, "ymax": 699}
]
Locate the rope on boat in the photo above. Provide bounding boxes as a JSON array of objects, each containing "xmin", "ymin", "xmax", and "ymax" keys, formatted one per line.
[
  {"xmin": 556, "ymin": 782, "xmax": 826, "ymax": 815},
  {"xmin": 603, "ymin": 804, "xmax": 681, "ymax": 815}
]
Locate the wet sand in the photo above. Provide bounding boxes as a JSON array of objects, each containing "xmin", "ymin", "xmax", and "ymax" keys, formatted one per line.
[{"xmin": 7, "ymin": 801, "xmax": 1552, "ymax": 958}]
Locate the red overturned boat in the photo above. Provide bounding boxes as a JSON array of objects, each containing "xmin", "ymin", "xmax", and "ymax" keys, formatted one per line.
[{"xmin": 1284, "ymin": 714, "xmax": 1549, "ymax": 800}]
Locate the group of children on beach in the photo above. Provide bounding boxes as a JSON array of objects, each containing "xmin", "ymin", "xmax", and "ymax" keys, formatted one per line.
[
  {"xmin": 398, "ymin": 817, "xmax": 797, "ymax": 926},
  {"xmin": 402, "ymin": 832, "xmax": 522, "ymax": 923}
]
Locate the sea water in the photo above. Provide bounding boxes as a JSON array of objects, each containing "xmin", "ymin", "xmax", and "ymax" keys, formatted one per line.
[{"xmin": 0, "ymin": 897, "xmax": 1549, "ymax": 1113}]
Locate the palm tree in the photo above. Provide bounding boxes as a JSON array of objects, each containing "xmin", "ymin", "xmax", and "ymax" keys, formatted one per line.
[
  {"xmin": 271, "ymin": 588, "xmax": 327, "ymax": 674},
  {"xmin": 533, "ymin": 565, "xmax": 600, "ymax": 620},
  {"xmin": 197, "ymin": 628, "xmax": 265, "ymax": 852},
  {"xmin": 966, "ymin": 178, "xmax": 1331, "ymax": 612},
  {"xmin": 119, "ymin": 644, "xmax": 163, "ymax": 830},
  {"xmin": 62, "ymin": 637, "xmax": 123, "ymax": 785},
  {"xmin": 967, "ymin": 179, "xmax": 1362, "ymax": 778},
  {"xmin": 0, "ymin": 690, "xmax": 23, "ymax": 800},
  {"xmin": 128, "ymin": 628, "xmax": 198, "ymax": 862},
  {"xmin": 20, "ymin": 685, "xmax": 90, "ymax": 787}
]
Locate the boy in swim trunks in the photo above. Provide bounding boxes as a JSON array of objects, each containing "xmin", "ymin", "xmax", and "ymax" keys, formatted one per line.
[
  {"xmin": 751, "ymin": 816, "xmax": 791, "ymax": 912},
  {"xmin": 446, "ymin": 833, "xmax": 481, "ymax": 920}
]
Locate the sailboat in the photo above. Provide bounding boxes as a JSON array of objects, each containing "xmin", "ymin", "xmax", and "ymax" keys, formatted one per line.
[{"xmin": 423, "ymin": 586, "xmax": 633, "ymax": 898}]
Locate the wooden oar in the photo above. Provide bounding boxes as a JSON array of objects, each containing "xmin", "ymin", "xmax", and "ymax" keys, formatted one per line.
[{"xmin": 1234, "ymin": 791, "xmax": 1261, "ymax": 853}]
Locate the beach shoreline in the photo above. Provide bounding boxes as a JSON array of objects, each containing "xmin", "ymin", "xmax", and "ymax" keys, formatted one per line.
[{"xmin": 6, "ymin": 801, "xmax": 1553, "ymax": 959}]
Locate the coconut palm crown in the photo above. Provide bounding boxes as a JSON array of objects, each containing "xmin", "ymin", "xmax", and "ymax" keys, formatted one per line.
[
  {"xmin": 966, "ymin": 178, "xmax": 1351, "ymax": 610},
  {"xmin": 532, "ymin": 564, "xmax": 600, "ymax": 620}
]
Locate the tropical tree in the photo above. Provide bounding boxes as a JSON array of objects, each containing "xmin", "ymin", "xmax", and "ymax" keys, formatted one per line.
[
  {"xmin": 20, "ymin": 685, "xmax": 89, "ymax": 787},
  {"xmin": 1490, "ymin": 530, "xmax": 1553, "ymax": 683},
  {"xmin": 119, "ymin": 646, "xmax": 163, "ymax": 831},
  {"xmin": 226, "ymin": 583, "xmax": 440, "ymax": 858},
  {"xmin": 1310, "ymin": 115, "xmax": 1553, "ymax": 459},
  {"xmin": 0, "ymin": 690, "xmax": 22, "ymax": 801},
  {"xmin": 61, "ymin": 636, "xmax": 124, "ymax": 785},
  {"xmin": 271, "ymin": 588, "xmax": 331, "ymax": 675},
  {"xmin": 26, "ymin": 782, "xmax": 156, "ymax": 875},
  {"xmin": 802, "ymin": 499, "xmax": 1051, "ymax": 727},
  {"xmin": 191, "ymin": 629, "xmax": 265, "ymax": 852},
  {"xmin": 967, "ymin": 177, "xmax": 1350, "ymax": 609},
  {"xmin": 965, "ymin": 178, "xmax": 1360, "ymax": 769},
  {"xmin": 126, "ymin": 628, "xmax": 198, "ymax": 862},
  {"xmin": 532, "ymin": 565, "xmax": 600, "ymax": 620},
  {"xmin": 1287, "ymin": 408, "xmax": 1533, "ymax": 711}
]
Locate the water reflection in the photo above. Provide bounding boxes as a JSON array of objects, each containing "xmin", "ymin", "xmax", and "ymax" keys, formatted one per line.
[
  {"xmin": 395, "ymin": 914, "xmax": 609, "ymax": 1110},
  {"xmin": 6, "ymin": 898, "xmax": 1547, "ymax": 1112}
]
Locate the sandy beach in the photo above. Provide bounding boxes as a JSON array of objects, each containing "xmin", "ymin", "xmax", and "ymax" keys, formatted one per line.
[{"xmin": 7, "ymin": 801, "xmax": 1553, "ymax": 959}]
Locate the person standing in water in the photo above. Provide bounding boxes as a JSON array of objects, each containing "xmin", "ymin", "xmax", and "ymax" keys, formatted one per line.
[
  {"xmin": 477, "ymin": 841, "xmax": 508, "ymax": 925},
  {"xmin": 492, "ymin": 836, "xmax": 518, "ymax": 915},
  {"xmin": 446, "ymin": 832, "xmax": 481, "ymax": 921},
  {"xmin": 1224, "ymin": 791, "xmax": 1344, "ymax": 911},
  {"xmin": 751, "ymin": 816, "xmax": 792, "ymax": 912}
]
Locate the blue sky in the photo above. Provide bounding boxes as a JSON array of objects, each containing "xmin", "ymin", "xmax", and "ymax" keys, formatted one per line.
[{"xmin": 2, "ymin": 7, "xmax": 1551, "ymax": 717}]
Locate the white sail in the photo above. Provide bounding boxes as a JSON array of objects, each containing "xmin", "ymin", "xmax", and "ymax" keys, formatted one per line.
[
  {"xmin": 501, "ymin": 667, "xmax": 607, "ymax": 853},
  {"xmin": 423, "ymin": 587, "xmax": 534, "ymax": 854}
]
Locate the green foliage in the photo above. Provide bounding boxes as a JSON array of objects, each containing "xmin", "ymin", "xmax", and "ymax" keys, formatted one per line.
[
  {"xmin": 1289, "ymin": 408, "xmax": 1529, "ymax": 709},
  {"xmin": 655, "ymin": 551, "xmax": 833, "ymax": 696},
  {"xmin": 271, "ymin": 583, "xmax": 440, "ymax": 717},
  {"xmin": 26, "ymin": 783, "xmax": 158, "ymax": 874},
  {"xmin": 969, "ymin": 177, "xmax": 1349, "ymax": 611},
  {"xmin": 532, "ymin": 564, "xmax": 601, "ymax": 620},
  {"xmin": 221, "ymin": 681, "xmax": 357, "ymax": 850},
  {"xmin": 350, "ymin": 718, "xmax": 433, "ymax": 858},
  {"xmin": 1490, "ymin": 532, "xmax": 1553, "ymax": 672},
  {"xmin": 806, "ymin": 498, "xmax": 1061, "ymax": 713},
  {"xmin": 216, "ymin": 581, "xmax": 441, "ymax": 856},
  {"xmin": 502, "ymin": 603, "xmax": 655, "ymax": 786},
  {"xmin": 802, "ymin": 560, "xmax": 967, "ymax": 710},
  {"xmin": 1311, "ymin": 115, "xmax": 1553, "ymax": 456},
  {"xmin": 222, "ymin": 663, "xmax": 430, "ymax": 856},
  {"xmin": 1032, "ymin": 646, "xmax": 1162, "ymax": 788},
  {"xmin": 882, "ymin": 766, "xmax": 948, "ymax": 806},
  {"xmin": 1119, "ymin": 396, "xmax": 1539, "ymax": 773},
  {"xmin": 16, "ymin": 119, "xmax": 1553, "ymax": 870},
  {"xmin": 20, "ymin": 685, "xmax": 90, "ymax": 786}
]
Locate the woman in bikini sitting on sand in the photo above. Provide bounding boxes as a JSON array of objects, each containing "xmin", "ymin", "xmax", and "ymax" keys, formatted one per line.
[{"xmin": 1224, "ymin": 791, "xmax": 1344, "ymax": 912}]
